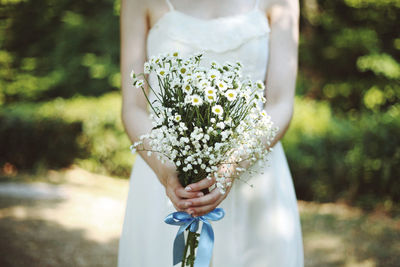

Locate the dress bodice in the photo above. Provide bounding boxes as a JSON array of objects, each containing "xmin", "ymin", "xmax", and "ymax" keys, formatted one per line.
[{"xmin": 146, "ymin": 2, "xmax": 271, "ymax": 81}]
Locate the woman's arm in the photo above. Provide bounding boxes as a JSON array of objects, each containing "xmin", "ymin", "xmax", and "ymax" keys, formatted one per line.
[
  {"xmin": 185, "ymin": 0, "xmax": 300, "ymax": 216},
  {"xmin": 264, "ymin": 0, "xmax": 299, "ymax": 145},
  {"xmin": 120, "ymin": 0, "xmax": 203, "ymax": 210}
]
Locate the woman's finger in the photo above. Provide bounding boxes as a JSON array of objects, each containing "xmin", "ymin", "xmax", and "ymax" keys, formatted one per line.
[
  {"xmin": 166, "ymin": 187, "xmax": 192, "ymax": 211},
  {"xmin": 185, "ymin": 176, "xmax": 216, "ymax": 192},
  {"xmin": 175, "ymin": 187, "xmax": 204, "ymax": 199},
  {"xmin": 187, "ymin": 201, "xmax": 221, "ymax": 217},
  {"xmin": 188, "ymin": 188, "xmax": 221, "ymax": 207}
]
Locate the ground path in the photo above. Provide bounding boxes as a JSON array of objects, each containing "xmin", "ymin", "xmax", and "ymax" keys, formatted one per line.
[{"xmin": 0, "ymin": 167, "xmax": 399, "ymax": 266}]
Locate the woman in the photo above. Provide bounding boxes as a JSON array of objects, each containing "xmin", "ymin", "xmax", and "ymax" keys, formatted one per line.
[{"xmin": 119, "ymin": 0, "xmax": 303, "ymax": 266}]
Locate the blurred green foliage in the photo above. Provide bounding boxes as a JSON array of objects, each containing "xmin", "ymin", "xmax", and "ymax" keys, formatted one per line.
[
  {"xmin": 0, "ymin": 0, "xmax": 121, "ymax": 103},
  {"xmin": 284, "ymin": 98, "xmax": 400, "ymax": 212},
  {"xmin": 0, "ymin": 92, "xmax": 134, "ymax": 177},
  {"xmin": 299, "ymin": 0, "xmax": 400, "ymax": 113},
  {"xmin": 0, "ymin": 0, "xmax": 399, "ymax": 210}
]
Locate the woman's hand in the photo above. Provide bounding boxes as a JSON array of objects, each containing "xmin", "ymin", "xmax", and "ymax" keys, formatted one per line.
[
  {"xmin": 184, "ymin": 165, "xmax": 235, "ymax": 217},
  {"xmin": 163, "ymin": 166, "xmax": 205, "ymax": 212}
]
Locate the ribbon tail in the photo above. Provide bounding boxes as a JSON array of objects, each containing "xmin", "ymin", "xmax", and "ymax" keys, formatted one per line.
[
  {"xmin": 173, "ymin": 225, "xmax": 186, "ymax": 265},
  {"xmin": 194, "ymin": 222, "xmax": 214, "ymax": 267}
]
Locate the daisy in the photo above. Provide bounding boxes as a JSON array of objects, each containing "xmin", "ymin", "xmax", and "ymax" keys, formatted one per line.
[
  {"xmin": 208, "ymin": 69, "xmax": 220, "ymax": 80},
  {"xmin": 225, "ymin": 89, "xmax": 237, "ymax": 101},
  {"xmin": 157, "ymin": 68, "xmax": 167, "ymax": 77},
  {"xmin": 205, "ymin": 87, "xmax": 216, "ymax": 96},
  {"xmin": 143, "ymin": 62, "xmax": 151, "ymax": 74},
  {"xmin": 212, "ymin": 105, "xmax": 224, "ymax": 116},
  {"xmin": 199, "ymin": 79, "xmax": 211, "ymax": 89},
  {"xmin": 194, "ymin": 72, "xmax": 205, "ymax": 81},
  {"xmin": 183, "ymin": 83, "xmax": 193, "ymax": 94},
  {"xmin": 179, "ymin": 66, "xmax": 188, "ymax": 75},
  {"xmin": 205, "ymin": 94, "xmax": 216, "ymax": 102},
  {"xmin": 216, "ymin": 80, "xmax": 228, "ymax": 91},
  {"xmin": 191, "ymin": 95, "xmax": 203, "ymax": 106},
  {"xmin": 174, "ymin": 114, "xmax": 182, "ymax": 122},
  {"xmin": 133, "ymin": 79, "xmax": 144, "ymax": 87},
  {"xmin": 256, "ymin": 80, "xmax": 265, "ymax": 90}
]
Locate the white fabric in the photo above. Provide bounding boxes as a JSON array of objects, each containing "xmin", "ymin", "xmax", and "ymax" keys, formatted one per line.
[
  {"xmin": 118, "ymin": 4, "xmax": 304, "ymax": 267},
  {"xmin": 165, "ymin": 0, "xmax": 174, "ymax": 11}
]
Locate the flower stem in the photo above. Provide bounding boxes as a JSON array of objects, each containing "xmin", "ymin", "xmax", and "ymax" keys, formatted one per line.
[
  {"xmin": 181, "ymin": 229, "xmax": 190, "ymax": 267},
  {"xmin": 182, "ymin": 230, "xmax": 198, "ymax": 267},
  {"xmin": 189, "ymin": 231, "xmax": 196, "ymax": 267}
]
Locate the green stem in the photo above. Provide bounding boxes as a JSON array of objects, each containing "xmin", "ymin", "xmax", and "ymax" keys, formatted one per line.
[
  {"xmin": 181, "ymin": 230, "xmax": 190, "ymax": 267},
  {"xmin": 189, "ymin": 231, "xmax": 196, "ymax": 267}
]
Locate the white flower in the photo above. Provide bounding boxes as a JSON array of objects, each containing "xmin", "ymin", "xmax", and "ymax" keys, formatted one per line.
[
  {"xmin": 205, "ymin": 87, "xmax": 216, "ymax": 96},
  {"xmin": 256, "ymin": 80, "xmax": 265, "ymax": 91},
  {"xmin": 191, "ymin": 94, "xmax": 203, "ymax": 106},
  {"xmin": 157, "ymin": 68, "xmax": 167, "ymax": 77},
  {"xmin": 216, "ymin": 80, "xmax": 228, "ymax": 91},
  {"xmin": 183, "ymin": 83, "xmax": 193, "ymax": 94},
  {"xmin": 261, "ymin": 96, "xmax": 266, "ymax": 103},
  {"xmin": 133, "ymin": 79, "xmax": 144, "ymax": 87},
  {"xmin": 199, "ymin": 79, "xmax": 211, "ymax": 88},
  {"xmin": 194, "ymin": 72, "xmax": 205, "ymax": 81},
  {"xmin": 255, "ymin": 91, "xmax": 264, "ymax": 100},
  {"xmin": 225, "ymin": 89, "xmax": 237, "ymax": 101},
  {"xmin": 130, "ymin": 70, "xmax": 136, "ymax": 79},
  {"xmin": 221, "ymin": 130, "xmax": 231, "ymax": 139},
  {"xmin": 144, "ymin": 62, "xmax": 151, "ymax": 74},
  {"xmin": 174, "ymin": 114, "xmax": 182, "ymax": 122},
  {"xmin": 210, "ymin": 61, "xmax": 220, "ymax": 69},
  {"xmin": 205, "ymin": 94, "xmax": 216, "ymax": 102},
  {"xmin": 205, "ymin": 87, "xmax": 216, "ymax": 102},
  {"xmin": 183, "ymin": 75, "xmax": 194, "ymax": 84},
  {"xmin": 208, "ymin": 69, "xmax": 220, "ymax": 80},
  {"xmin": 212, "ymin": 105, "xmax": 224, "ymax": 116},
  {"xmin": 179, "ymin": 122, "xmax": 188, "ymax": 130},
  {"xmin": 179, "ymin": 66, "xmax": 188, "ymax": 75},
  {"xmin": 216, "ymin": 122, "xmax": 225, "ymax": 129}
]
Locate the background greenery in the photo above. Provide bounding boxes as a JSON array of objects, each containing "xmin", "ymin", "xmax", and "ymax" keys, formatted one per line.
[{"xmin": 0, "ymin": 0, "xmax": 399, "ymax": 212}]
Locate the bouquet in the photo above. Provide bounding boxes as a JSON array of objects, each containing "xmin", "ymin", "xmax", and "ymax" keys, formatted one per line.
[{"xmin": 130, "ymin": 52, "xmax": 277, "ymax": 267}]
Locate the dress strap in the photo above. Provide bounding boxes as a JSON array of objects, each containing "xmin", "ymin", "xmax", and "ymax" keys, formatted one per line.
[
  {"xmin": 166, "ymin": 0, "xmax": 174, "ymax": 11},
  {"xmin": 254, "ymin": 0, "xmax": 260, "ymax": 9}
]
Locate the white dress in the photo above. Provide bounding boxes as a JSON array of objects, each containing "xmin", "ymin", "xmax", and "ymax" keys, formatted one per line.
[{"xmin": 118, "ymin": 1, "xmax": 304, "ymax": 266}]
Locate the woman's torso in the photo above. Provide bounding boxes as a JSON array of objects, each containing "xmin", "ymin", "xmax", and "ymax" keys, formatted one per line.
[{"xmin": 146, "ymin": 0, "xmax": 271, "ymax": 82}]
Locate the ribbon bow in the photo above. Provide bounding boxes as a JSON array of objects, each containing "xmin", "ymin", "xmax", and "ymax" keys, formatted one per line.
[{"xmin": 164, "ymin": 208, "xmax": 225, "ymax": 267}]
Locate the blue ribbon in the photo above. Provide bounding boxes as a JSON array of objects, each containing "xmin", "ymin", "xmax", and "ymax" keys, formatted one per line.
[{"xmin": 164, "ymin": 208, "xmax": 225, "ymax": 267}]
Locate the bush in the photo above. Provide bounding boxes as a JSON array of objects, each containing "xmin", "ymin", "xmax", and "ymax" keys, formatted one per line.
[
  {"xmin": 0, "ymin": 92, "xmax": 134, "ymax": 177},
  {"xmin": 283, "ymin": 98, "xmax": 400, "ymax": 212},
  {"xmin": 0, "ymin": 113, "xmax": 83, "ymax": 171}
]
